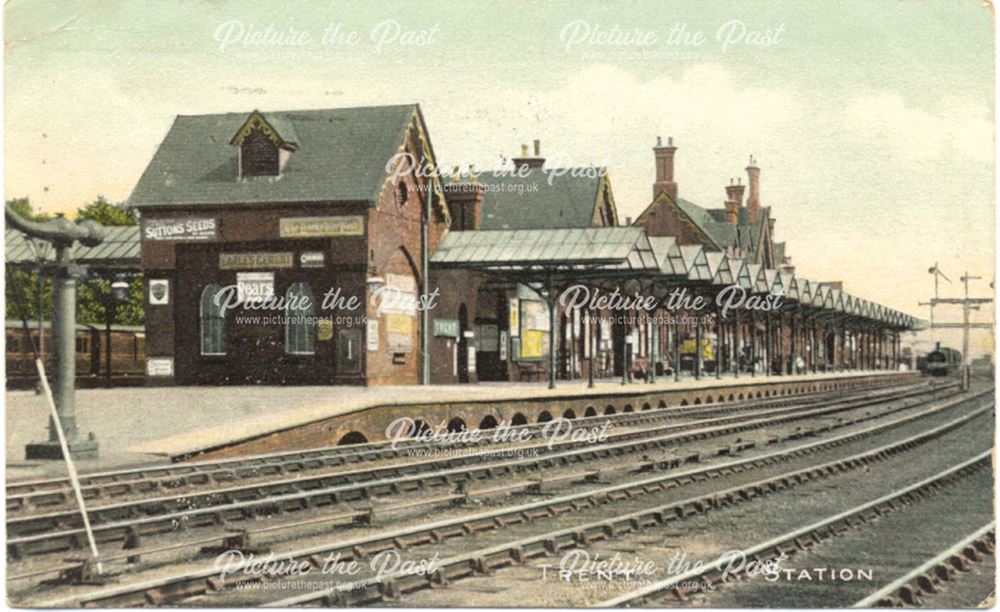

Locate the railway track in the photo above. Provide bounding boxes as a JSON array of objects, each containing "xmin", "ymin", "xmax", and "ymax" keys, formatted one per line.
[
  {"xmin": 596, "ymin": 453, "xmax": 994, "ymax": 608},
  {"xmin": 853, "ymin": 523, "xmax": 995, "ymax": 608},
  {"xmin": 21, "ymin": 385, "xmax": 991, "ymax": 608},
  {"xmin": 261, "ymin": 407, "xmax": 997, "ymax": 607},
  {"xmin": 6, "ymin": 382, "xmax": 959, "ymax": 558},
  {"xmin": 7, "ymin": 379, "xmax": 929, "ymax": 510}
]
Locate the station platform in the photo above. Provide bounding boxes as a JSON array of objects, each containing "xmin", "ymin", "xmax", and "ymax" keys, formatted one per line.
[{"xmin": 5, "ymin": 370, "xmax": 914, "ymax": 480}]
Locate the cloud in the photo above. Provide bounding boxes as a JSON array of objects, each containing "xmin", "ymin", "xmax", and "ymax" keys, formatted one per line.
[{"xmin": 843, "ymin": 93, "xmax": 993, "ymax": 163}]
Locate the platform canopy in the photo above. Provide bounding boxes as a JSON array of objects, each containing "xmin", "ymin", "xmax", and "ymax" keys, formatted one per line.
[
  {"xmin": 5, "ymin": 225, "xmax": 141, "ymax": 272},
  {"xmin": 431, "ymin": 227, "xmax": 663, "ymax": 277}
]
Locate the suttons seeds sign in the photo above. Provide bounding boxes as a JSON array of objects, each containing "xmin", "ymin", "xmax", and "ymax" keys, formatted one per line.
[{"xmin": 141, "ymin": 218, "xmax": 217, "ymax": 241}]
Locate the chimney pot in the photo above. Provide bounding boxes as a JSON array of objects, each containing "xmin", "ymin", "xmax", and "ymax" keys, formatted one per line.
[
  {"xmin": 656, "ymin": 136, "xmax": 662, "ymax": 146},
  {"xmin": 533, "ymin": 139, "xmax": 540, "ymax": 156},
  {"xmin": 521, "ymin": 143, "xmax": 528, "ymax": 157},
  {"xmin": 668, "ymin": 136, "xmax": 673, "ymax": 146}
]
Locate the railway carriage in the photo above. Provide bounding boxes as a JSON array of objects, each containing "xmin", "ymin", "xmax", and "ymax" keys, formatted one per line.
[{"xmin": 5, "ymin": 321, "xmax": 146, "ymax": 388}]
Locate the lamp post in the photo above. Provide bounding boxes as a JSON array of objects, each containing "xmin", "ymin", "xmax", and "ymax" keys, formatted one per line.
[{"xmin": 104, "ymin": 278, "xmax": 131, "ymax": 387}]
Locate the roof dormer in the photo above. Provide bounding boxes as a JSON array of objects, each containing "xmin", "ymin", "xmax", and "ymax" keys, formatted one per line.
[{"xmin": 230, "ymin": 110, "xmax": 298, "ymax": 178}]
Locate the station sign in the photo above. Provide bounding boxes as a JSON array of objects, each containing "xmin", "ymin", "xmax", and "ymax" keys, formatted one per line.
[
  {"xmin": 433, "ymin": 318, "xmax": 460, "ymax": 338},
  {"xmin": 279, "ymin": 216, "xmax": 364, "ymax": 238},
  {"xmin": 219, "ymin": 252, "xmax": 293, "ymax": 270},
  {"xmin": 141, "ymin": 218, "xmax": 217, "ymax": 241},
  {"xmin": 146, "ymin": 357, "xmax": 174, "ymax": 377},
  {"xmin": 300, "ymin": 252, "xmax": 325, "ymax": 268}
]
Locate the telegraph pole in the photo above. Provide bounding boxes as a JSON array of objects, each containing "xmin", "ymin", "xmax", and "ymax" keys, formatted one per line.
[{"xmin": 919, "ymin": 265, "xmax": 992, "ymax": 390}]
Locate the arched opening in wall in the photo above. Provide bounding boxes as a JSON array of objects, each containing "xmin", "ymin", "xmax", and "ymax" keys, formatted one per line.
[
  {"xmin": 562, "ymin": 409, "xmax": 577, "ymax": 419},
  {"xmin": 705, "ymin": 396, "xmax": 713, "ymax": 404},
  {"xmin": 738, "ymin": 394, "xmax": 744, "ymax": 400},
  {"xmin": 756, "ymin": 392, "xmax": 762, "ymax": 398},
  {"xmin": 338, "ymin": 431, "xmax": 368, "ymax": 445},
  {"xmin": 479, "ymin": 415, "xmax": 499, "ymax": 430},
  {"xmin": 693, "ymin": 398, "xmax": 702, "ymax": 405},
  {"xmin": 623, "ymin": 404, "xmax": 634, "ymax": 413},
  {"xmin": 447, "ymin": 417, "xmax": 467, "ymax": 432},
  {"xmin": 680, "ymin": 399, "xmax": 689, "ymax": 406},
  {"xmin": 511, "ymin": 413, "xmax": 528, "ymax": 426},
  {"xmin": 411, "ymin": 420, "xmax": 431, "ymax": 437},
  {"xmin": 604, "ymin": 405, "xmax": 617, "ymax": 415},
  {"xmin": 728, "ymin": 394, "xmax": 735, "ymax": 401},
  {"xmin": 585, "ymin": 406, "xmax": 597, "ymax": 417},
  {"xmin": 658, "ymin": 400, "xmax": 668, "ymax": 409},
  {"xmin": 717, "ymin": 395, "xmax": 725, "ymax": 403},
  {"xmin": 538, "ymin": 411, "xmax": 554, "ymax": 423},
  {"xmin": 641, "ymin": 402, "xmax": 652, "ymax": 411},
  {"xmin": 764, "ymin": 391, "xmax": 770, "ymax": 397}
]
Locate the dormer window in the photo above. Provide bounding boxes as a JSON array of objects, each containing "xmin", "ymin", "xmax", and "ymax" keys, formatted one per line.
[
  {"xmin": 230, "ymin": 110, "xmax": 298, "ymax": 179},
  {"xmin": 241, "ymin": 128, "xmax": 279, "ymax": 176}
]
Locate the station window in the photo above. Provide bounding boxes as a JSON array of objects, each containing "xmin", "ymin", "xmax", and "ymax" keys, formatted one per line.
[
  {"xmin": 76, "ymin": 336, "xmax": 89, "ymax": 354},
  {"xmin": 285, "ymin": 282, "xmax": 316, "ymax": 355},
  {"xmin": 200, "ymin": 283, "xmax": 227, "ymax": 355}
]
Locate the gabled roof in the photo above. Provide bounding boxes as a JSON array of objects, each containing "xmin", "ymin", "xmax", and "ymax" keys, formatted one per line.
[
  {"xmin": 679, "ymin": 245, "xmax": 712, "ymax": 281},
  {"xmin": 130, "ymin": 104, "xmax": 420, "ymax": 208},
  {"xmin": 674, "ymin": 199, "xmax": 736, "ymax": 250},
  {"xmin": 474, "ymin": 167, "xmax": 610, "ymax": 230},
  {"xmin": 648, "ymin": 236, "xmax": 686, "ymax": 276},
  {"xmin": 729, "ymin": 257, "xmax": 753, "ymax": 290}
]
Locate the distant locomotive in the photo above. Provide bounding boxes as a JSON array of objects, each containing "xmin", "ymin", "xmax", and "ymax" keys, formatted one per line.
[
  {"xmin": 6, "ymin": 321, "xmax": 146, "ymax": 389},
  {"xmin": 924, "ymin": 342, "xmax": 962, "ymax": 377}
]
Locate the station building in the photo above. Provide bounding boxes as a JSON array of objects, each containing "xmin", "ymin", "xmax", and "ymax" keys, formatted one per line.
[{"xmin": 128, "ymin": 104, "xmax": 915, "ymax": 387}]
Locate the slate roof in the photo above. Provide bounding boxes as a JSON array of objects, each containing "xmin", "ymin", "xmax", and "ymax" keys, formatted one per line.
[
  {"xmin": 471, "ymin": 168, "xmax": 606, "ymax": 230},
  {"xmin": 5, "ymin": 226, "xmax": 141, "ymax": 269},
  {"xmin": 430, "ymin": 227, "xmax": 658, "ymax": 271},
  {"xmin": 674, "ymin": 199, "xmax": 737, "ymax": 249},
  {"xmin": 636, "ymin": 195, "xmax": 768, "ymax": 256},
  {"xmin": 129, "ymin": 104, "xmax": 418, "ymax": 208}
]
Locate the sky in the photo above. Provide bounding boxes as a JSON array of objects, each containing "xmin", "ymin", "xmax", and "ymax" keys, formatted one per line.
[{"xmin": 4, "ymin": 0, "xmax": 996, "ymax": 355}]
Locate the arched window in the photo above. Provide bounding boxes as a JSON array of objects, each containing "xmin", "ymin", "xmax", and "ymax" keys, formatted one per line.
[
  {"xmin": 285, "ymin": 282, "xmax": 316, "ymax": 355},
  {"xmin": 200, "ymin": 283, "xmax": 227, "ymax": 355}
]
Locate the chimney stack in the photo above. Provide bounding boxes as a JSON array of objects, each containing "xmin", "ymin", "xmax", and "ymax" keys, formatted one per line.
[
  {"xmin": 724, "ymin": 178, "xmax": 742, "ymax": 224},
  {"xmin": 745, "ymin": 155, "xmax": 761, "ymax": 225},
  {"xmin": 652, "ymin": 136, "xmax": 678, "ymax": 201},
  {"xmin": 443, "ymin": 166, "xmax": 484, "ymax": 231},
  {"xmin": 512, "ymin": 140, "xmax": 545, "ymax": 171}
]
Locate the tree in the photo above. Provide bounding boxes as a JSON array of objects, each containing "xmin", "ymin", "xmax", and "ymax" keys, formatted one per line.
[
  {"xmin": 5, "ymin": 198, "xmax": 53, "ymax": 322},
  {"xmin": 6, "ymin": 196, "xmax": 144, "ymax": 326},
  {"xmin": 5, "ymin": 197, "xmax": 49, "ymax": 222},
  {"xmin": 76, "ymin": 196, "xmax": 136, "ymax": 226},
  {"xmin": 77, "ymin": 274, "xmax": 144, "ymax": 327}
]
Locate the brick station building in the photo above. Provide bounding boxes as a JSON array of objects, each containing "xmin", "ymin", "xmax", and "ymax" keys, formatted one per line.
[{"xmin": 130, "ymin": 104, "xmax": 913, "ymax": 387}]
